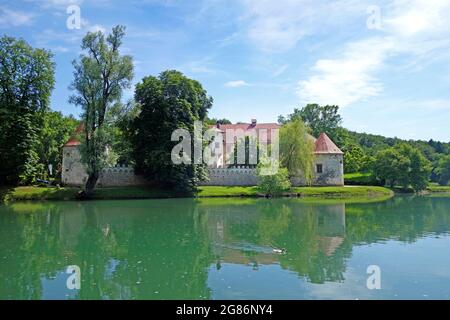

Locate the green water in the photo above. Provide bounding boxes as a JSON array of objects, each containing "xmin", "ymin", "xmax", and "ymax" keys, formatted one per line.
[{"xmin": 0, "ymin": 196, "xmax": 449, "ymax": 300}]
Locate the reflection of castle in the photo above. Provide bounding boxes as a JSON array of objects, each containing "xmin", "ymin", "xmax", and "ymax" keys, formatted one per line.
[
  {"xmin": 316, "ymin": 205, "xmax": 346, "ymax": 256},
  {"xmin": 206, "ymin": 203, "xmax": 346, "ymax": 267}
]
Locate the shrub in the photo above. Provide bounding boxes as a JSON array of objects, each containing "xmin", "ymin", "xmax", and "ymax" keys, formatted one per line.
[{"xmin": 257, "ymin": 161, "xmax": 291, "ymax": 197}]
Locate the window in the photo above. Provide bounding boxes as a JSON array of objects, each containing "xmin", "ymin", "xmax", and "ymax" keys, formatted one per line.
[{"xmin": 316, "ymin": 164, "xmax": 323, "ymax": 174}]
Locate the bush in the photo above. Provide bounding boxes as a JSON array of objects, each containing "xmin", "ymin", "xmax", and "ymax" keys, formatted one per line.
[
  {"xmin": 344, "ymin": 173, "xmax": 381, "ymax": 186},
  {"xmin": 257, "ymin": 161, "xmax": 291, "ymax": 197}
]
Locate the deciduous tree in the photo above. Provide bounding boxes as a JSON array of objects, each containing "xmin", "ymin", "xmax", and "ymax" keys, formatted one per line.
[
  {"xmin": 0, "ymin": 36, "xmax": 55, "ymax": 185},
  {"xmin": 69, "ymin": 25, "xmax": 133, "ymax": 196},
  {"xmin": 279, "ymin": 119, "xmax": 315, "ymax": 185},
  {"xmin": 129, "ymin": 70, "xmax": 212, "ymax": 193}
]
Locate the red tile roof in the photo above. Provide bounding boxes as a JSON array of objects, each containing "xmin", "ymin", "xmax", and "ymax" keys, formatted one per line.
[
  {"xmin": 64, "ymin": 122, "xmax": 343, "ymax": 154},
  {"xmin": 314, "ymin": 132, "xmax": 343, "ymax": 154},
  {"xmin": 63, "ymin": 123, "xmax": 84, "ymax": 147},
  {"xmin": 209, "ymin": 123, "xmax": 343, "ymax": 154},
  {"xmin": 210, "ymin": 122, "xmax": 280, "ymax": 144}
]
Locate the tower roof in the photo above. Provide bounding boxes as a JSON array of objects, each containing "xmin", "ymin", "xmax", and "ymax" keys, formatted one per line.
[
  {"xmin": 63, "ymin": 123, "xmax": 84, "ymax": 147},
  {"xmin": 314, "ymin": 133, "xmax": 343, "ymax": 154}
]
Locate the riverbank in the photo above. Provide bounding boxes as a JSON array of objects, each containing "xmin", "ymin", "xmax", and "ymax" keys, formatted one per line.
[{"xmin": 1, "ymin": 185, "xmax": 395, "ymax": 203}]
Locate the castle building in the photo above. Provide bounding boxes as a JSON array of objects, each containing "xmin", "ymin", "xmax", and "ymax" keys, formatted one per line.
[{"xmin": 62, "ymin": 120, "xmax": 344, "ymax": 187}]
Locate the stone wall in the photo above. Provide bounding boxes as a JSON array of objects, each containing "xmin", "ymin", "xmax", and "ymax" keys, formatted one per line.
[
  {"xmin": 62, "ymin": 146, "xmax": 343, "ymax": 187},
  {"xmin": 201, "ymin": 154, "xmax": 344, "ymax": 187},
  {"xmin": 291, "ymin": 154, "xmax": 344, "ymax": 186},
  {"xmin": 200, "ymin": 167, "xmax": 258, "ymax": 186},
  {"xmin": 61, "ymin": 146, "xmax": 147, "ymax": 187},
  {"xmin": 313, "ymin": 154, "xmax": 344, "ymax": 186}
]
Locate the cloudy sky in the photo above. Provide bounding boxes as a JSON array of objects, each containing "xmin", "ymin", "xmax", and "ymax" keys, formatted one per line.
[{"xmin": 1, "ymin": 0, "xmax": 450, "ymax": 141}]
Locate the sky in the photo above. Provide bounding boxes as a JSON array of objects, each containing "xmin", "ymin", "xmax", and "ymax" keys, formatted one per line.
[{"xmin": 1, "ymin": 0, "xmax": 450, "ymax": 141}]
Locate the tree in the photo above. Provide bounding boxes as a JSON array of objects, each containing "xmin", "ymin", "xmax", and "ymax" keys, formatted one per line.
[
  {"xmin": 435, "ymin": 155, "xmax": 450, "ymax": 186},
  {"xmin": 205, "ymin": 118, "xmax": 231, "ymax": 125},
  {"xmin": 107, "ymin": 100, "xmax": 141, "ymax": 166},
  {"xmin": 279, "ymin": 104, "xmax": 342, "ymax": 139},
  {"xmin": 69, "ymin": 25, "xmax": 133, "ymax": 197},
  {"xmin": 404, "ymin": 144, "xmax": 432, "ymax": 192},
  {"xmin": 257, "ymin": 161, "xmax": 291, "ymax": 197},
  {"xmin": 0, "ymin": 36, "xmax": 55, "ymax": 185},
  {"xmin": 35, "ymin": 111, "xmax": 79, "ymax": 180},
  {"xmin": 129, "ymin": 70, "xmax": 213, "ymax": 193},
  {"xmin": 373, "ymin": 144, "xmax": 431, "ymax": 191},
  {"xmin": 373, "ymin": 148, "xmax": 402, "ymax": 187},
  {"xmin": 343, "ymin": 144, "xmax": 365, "ymax": 173},
  {"xmin": 279, "ymin": 119, "xmax": 315, "ymax": 184}
]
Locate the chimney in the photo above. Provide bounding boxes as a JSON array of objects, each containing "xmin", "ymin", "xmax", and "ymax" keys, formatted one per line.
[{"xmin": 251, "ymin": 118, "xmax": 257, "ymax": 126}]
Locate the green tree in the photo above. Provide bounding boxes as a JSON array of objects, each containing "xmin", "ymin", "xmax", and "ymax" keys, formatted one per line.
[
  {"xmin": 343, "ymin": 144, "xmax": 365, "ymax": 173},
  {"xmin": 69, "ymin": 26, "xmax": 133, "ymax": 197},
  {"xmin": 373, "ymin": 144, "xmax": 431, "ymax": 191},
  {"xmin": 107, "ymin": 100, "xmax": 141, "ymax": 166},
  {"xmin": 36, "ymin": 111, "xmax": 79, "ymax": 180},
  {"xmin": 205, "ymin": 118, "xmax": 231, "ymax": 125},
  {"xmin": 435, "ymin": 155, "xmax": 450, "ymax": 186},
  {"xmin": 257, "ymin": 161, "xmax": 291, "ymax": 197},
  {"xmin": 373, "ymin": 148, "xmax": 402, "ymax": 187},
  {"xmin": 129, "ymin": 70, "xmax": 213, "ymax": 193},
  {"xmin": 0, "ymin": 36, "xmax": 55, "ymax": 185},
  {"xmin": 279, "ymin": 104, "xmax": 342, "ymax": 139},
  {"xmin": 403, "ymin": 144, "xmax": 432, "ymax": 192},
  {"xmin": 279, "ymin": 119, "xmax": 315, "ymax": 184}
]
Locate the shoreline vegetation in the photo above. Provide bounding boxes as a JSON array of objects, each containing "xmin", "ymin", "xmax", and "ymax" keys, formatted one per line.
[{"xmin": 0, "ymin": 185, "xmax": 413, "ymax": 203}]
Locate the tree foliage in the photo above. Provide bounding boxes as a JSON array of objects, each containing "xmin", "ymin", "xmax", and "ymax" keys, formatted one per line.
[
  {"xmin": 129, "ymin": 70, "xmax": 213, "ymax": 193},
  {"xmin": 279, "ymin": 119, "xmax": 315, "ymax": 184},
  {"xmin": 435, "ymin": 155, "xmax": 450, "ymax": 186},
  {"xmin": 374, "ymin": 144, "xmax": 431, "ymax": 191},
  {"xmin": 0, "ymin": 36, "xmax": 55, "ymax": 185},
  {"xmin": 69, "ymin": 25, "xmax": 133, "ymax": 196},
  {"xmin": 279, "ymin": 104, "xmax": 342, "ymax": 139},
  {"xmin": 36, "ymin": 111, "xmax": 79, "ymax": 180},
  {"xmin": 257, "ymin": 161, "xmax": 291, "ymax": 197},
  {"xmin": 205, "ymin": 118, "xmax": 231, "ymax": 125}
]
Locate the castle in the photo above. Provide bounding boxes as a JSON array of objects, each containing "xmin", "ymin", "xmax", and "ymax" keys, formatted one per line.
[{"xmin": 62, "ymin": 120, "xmax": 344, "ymax": 187}]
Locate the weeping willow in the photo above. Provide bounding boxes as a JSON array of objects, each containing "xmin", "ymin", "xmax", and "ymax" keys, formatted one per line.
[{"xmin": 279, "ymin": 119, "xmax": 315, "ymax": 185}]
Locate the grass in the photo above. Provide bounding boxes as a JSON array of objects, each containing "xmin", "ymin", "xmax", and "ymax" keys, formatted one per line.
[
  {"xmin": 427, "ymin": 184, "xmax": 450, "ymax": 193},
  {"xmin": 1, "ymin": 186, "xmax": 178, "ymax": 202},
  {"xmin": 292, "ymin": 186, "xmax": 393, "ymax": 198},
  {"xmin": 344, "ymin": 172, "xmax": 380, "ymax": 186},
  {"xmin": 197, "ymin": 186, "xmax": 260, "ymax": 197},
  {"xmin": 1, "ymin": 185, "xmax": 394, "ymax": 203}
]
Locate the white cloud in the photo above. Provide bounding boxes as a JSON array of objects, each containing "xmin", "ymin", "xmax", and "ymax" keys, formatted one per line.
[
  {"xmin": 240, "ymin": 0, "xmax": 367, "ymax": 52},
  {"xmin": 0, "ymin": 7, "xmax": 34, "ymax": 28},
  {"xmin": 297, "ymin": 0, "xmax": 450, "ymax": 108},
  {"xmin": 298, "ymin": 37, "xmax": 394, "ymax": 107},
  {"xmin": 224, "ymin": 80, "xmax": 249, "ymax": 88},
  {"xmin": 383, "ymin": 0, "xmax": 450, "ymax": 37}
]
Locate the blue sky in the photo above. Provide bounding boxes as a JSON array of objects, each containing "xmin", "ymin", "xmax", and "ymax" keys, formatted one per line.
[{"xmin": 1, "ymin": 0, "xmax": 450, "ymax": 141}]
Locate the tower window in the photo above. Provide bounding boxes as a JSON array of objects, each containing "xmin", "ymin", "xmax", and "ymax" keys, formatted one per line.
[{"xmin": 316, "ymin": 164, "xmax": 323, "ymax": 174}]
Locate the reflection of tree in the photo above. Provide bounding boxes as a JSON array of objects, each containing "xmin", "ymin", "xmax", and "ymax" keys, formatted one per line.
[
  {"xmin": 0, "ymin": 203, "xmax": 66, "ymax": 299},
  {"xmin": 73, "ymin": 202, "xmax": 118, "ymax": 299},
  {"xmin": 200, "ymin": 199, "xmax": 350, "ymax": 284},
  {"xmin": 345, "ymin": 196, "xmax": 450, "ymax": 244},
  {"xmin": 105, "ymin": 200, "xmax": 212, "ymax": 299},
  {"xmin": 1, "ymin": 196, "xmax": 450, "ymax": 299}
]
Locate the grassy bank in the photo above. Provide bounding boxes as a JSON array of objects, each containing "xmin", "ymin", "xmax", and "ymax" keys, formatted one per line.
[
  {"xmin": 427, "ymin": 185, "xmax": 450, "ymax": 193},
  {"xmin": 1, "ymin": 185, "xmax": 394, "ymax": 203}
]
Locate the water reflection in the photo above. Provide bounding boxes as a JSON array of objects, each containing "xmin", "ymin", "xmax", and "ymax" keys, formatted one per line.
[{"xmin": 0, "ymin": 196, "xmax": 449, "ymax": 299}]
